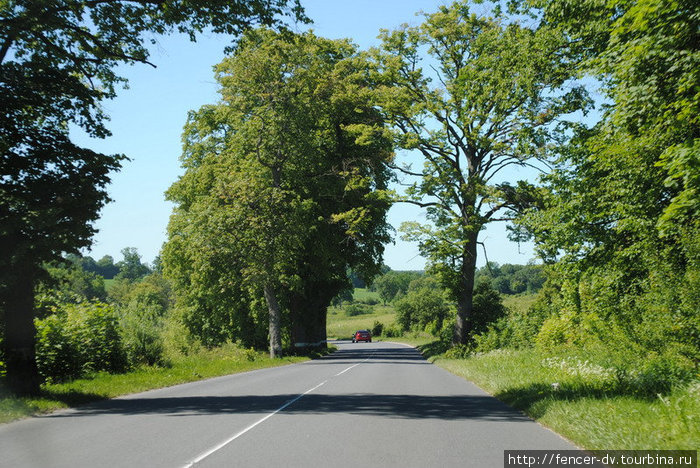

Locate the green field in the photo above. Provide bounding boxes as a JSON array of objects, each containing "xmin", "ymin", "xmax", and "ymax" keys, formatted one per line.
[{"xmin": 326, "ymin": 288, "xmax": 394, "ymax": 339}]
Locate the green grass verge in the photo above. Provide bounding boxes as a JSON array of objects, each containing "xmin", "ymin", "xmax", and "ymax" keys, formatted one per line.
[
  {"xmin": 0, "ymin": 344, "xmax": 309, "ymax": 424},
  {"xmin": 426, "ymin": 346, "xmax": 699, "ymax": 450}
]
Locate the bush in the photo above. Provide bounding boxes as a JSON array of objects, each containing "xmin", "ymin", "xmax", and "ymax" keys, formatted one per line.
[
  {"xmin": 371, "ymin": 321, "xmax": 384, "ymax": 336},
  {"xmin": 382, "ymin": 323, "xmax": 403, "ymax": 338},
  {"xmin": 345, "ymin": 303, "xmax": 372, "ymax": 316},
  {"xmin": 444, "ymin": 344, "xmax": 472, "ymax": 359},
  {"xmin": 394, "ymin": 277, "xmax": 449, "ymax": 332},
  {"xmin": 161, "ymin": 310, "xmax": 201, "ymax": 359},
  {"xmin": 35, "ymin": 301, "xmax": 126, "ymax": 382},
  {"xmin": 470, "ymin": 281, "xmax": 507, "ymax": 336},
  {"xmin": 119, "ymin": 303, "xmax": 165, "ymax": 367},
  {"xmin": 362, "ymin": 298, "xmax": 380, "ymax": 306},
  {"xmin": 35, "ymin": 315, "xmax": 81, "ymax": 381}
]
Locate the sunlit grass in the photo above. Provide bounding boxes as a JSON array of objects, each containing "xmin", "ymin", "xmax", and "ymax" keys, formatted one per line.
[
  {"xmin": 501, "ymin": 293, "xmax": 538, "ymax": 314},
  {"xmin": 431, "ymin": 348, "xmax": 699, "ymax": 450},
  {"xmin": 327, "ymin": 307, "xmax": 395, "ymax": 339}
]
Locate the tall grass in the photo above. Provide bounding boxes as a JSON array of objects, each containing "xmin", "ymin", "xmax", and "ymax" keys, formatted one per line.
[{"xmin": 431, "ymin": 348, "xmax": 699, "ymax": 450}]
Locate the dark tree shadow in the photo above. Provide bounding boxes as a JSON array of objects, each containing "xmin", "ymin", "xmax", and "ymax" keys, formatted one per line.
[{"xmin": 44, "ymin": 392, "xmax": 532, "ymax": 422}]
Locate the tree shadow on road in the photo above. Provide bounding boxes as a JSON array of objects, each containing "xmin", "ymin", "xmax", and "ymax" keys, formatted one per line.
[{"xmin": 43, "ymin": 392, "xmax": 532, "ymax": 422}]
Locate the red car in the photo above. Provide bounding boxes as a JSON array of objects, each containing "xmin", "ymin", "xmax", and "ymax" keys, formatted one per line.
[{"xmin": 352, "ymin": 330, "xmax": 372, "ymax": 343}]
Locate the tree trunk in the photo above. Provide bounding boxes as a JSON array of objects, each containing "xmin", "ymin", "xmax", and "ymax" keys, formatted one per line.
[
  {"xmin": 263, "ymin": 283, "xmax": 283, "ymax": 358},
  {"xmin": 454, "ymin": 230, "xmax": 479, "ymax": 346},
  {"xmin": 289, "ymin": 284, "xmax": 329, "ymax": 350},
  {"xmin": 1, "ymin": 268, "xmax": 41, "ymax": 395}
]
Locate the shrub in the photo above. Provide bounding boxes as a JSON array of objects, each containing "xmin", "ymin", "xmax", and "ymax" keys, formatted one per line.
[
  {"xmin": 473, "ymin": 321, "xmax": 505, "ymax": 353},
  {"xmin": 345, "ymin": 303, "xmax": 372, "ymax": 316},
  {"xmin": 444, "ymin": 344, "xmax": 472, "ymax": 359},
  {"xmin": 394, "ymin": 277, "xmax": 449, "ymax": 332},
  {"xmin": 72, "ymin": 302, "xmax": 126, "ymax": 374},
  {"xmin": 371, "ymin": 321, "xmax": 384, "ymax": 336},
  {"xmin": 161, "ymin": 310, "xmax": 201, "ymax": 359},
  {"xmin": 35, "ymin": 301, "xmax": 126, "ymax": 382},
  {"xmin": 470, "ymin": 281, "xmax": 507, "ymax": 336},
  {"xmin": 362, "ymin": 298, "xmax": 380, "ymax": 306},
  {"xmin": 382, "ymin": 323, "xmax": 403, "ymax": 338},
  {"xmin": 35, "ymin": 315, "xmax": 81, "ymax": 381},
  {"xmin": 119, "ymin": 303, "xmax": 165, "ymax": 366},
  {"xmin": 439, "ymin": 317, "xmax": 455, "ymax": 344}
]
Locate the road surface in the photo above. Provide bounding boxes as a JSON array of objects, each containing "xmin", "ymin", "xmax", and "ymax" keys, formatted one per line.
[{"xmin": 0, "ymin": 341, "xmax": 581, "ymax": 467}]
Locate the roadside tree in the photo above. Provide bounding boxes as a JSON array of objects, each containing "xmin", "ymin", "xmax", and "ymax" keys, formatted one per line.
[
  {"xmin": 0, "ymin": 0, "xmax": 307, "ymax": 395},
  {"xmin": 163, "ymin": 30, "xmax": 393, "ymax": 357},
  {"xmin": 370, "ymin": 1, "xmax": 587, "ymax": 344}
]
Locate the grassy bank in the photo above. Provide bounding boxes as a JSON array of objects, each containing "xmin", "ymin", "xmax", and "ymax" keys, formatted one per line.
[
  {"xmin": 427, "ymin": 347, "xmax": 699, "ymax": 450},
  {"xmin": 0, "ymin": 344, "xmax": 309, "ymax": 424}
]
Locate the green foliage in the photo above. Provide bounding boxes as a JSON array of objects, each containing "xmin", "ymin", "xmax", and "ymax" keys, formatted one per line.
[
  {"xmin": 94, "ymin": 255, "xmax": 120, "ymax": 280},
  {"xmin": 381, "ymin": 323, "xmax": 404, "ymax": 338},
  {"xmin": 34, "ymin": 315, "xmax": 79, "ymax": 382},
  {"xmin": 114, "ymin": 248, "xmax": 152, "ymax": 282},
  {"xmin": 163, "ymin": 29, "xmax": 394, "ymax": 353},
  {"xmin": 373, "ymin": 270, "xmax": 423, "ymax": 304},
  {"xmin": 371, "ymin": 321, "xmax": 384, "ymax": 337},
  {"xmin": 1, "ymin": 0, "xmax": 307, "ymax": 395},
  {"xmin": 118, "ymin": 303, "xmax": 165, "ymax": 367},
  {"xmin": 35, "ymin": 302, "xmax": 126, "ymax": 382},
  {"xmin": 39, "ymin": 266, "xmax": 106, "ymax": 304},
  {"xmin": 500, "ymin": 0, "xmax": 700, "ymax": 395},
  {"xmin": 394, "ymin": 276, "xmax": 450, "ymax": 332},
  {"xmin": 331, "ymin": 288, "xmax": 354, "ymax": 307},
  {"xmin": 371, "ymin": 1, "xmax": 587, "ymax": 344},
  {"xmin": 345, "ymin": 304, "xmax": 373, "ymax": 317},
  {"xmin": 475, "ymin": 262, "xmax": 545, "ymax": 295},
  {"xmin": 470, "ymin": 281, "xmax": 507, "ymax": 336},
  {"xmin": 444, "ymin": 344, "xmax": 472, "ymax": 360}
]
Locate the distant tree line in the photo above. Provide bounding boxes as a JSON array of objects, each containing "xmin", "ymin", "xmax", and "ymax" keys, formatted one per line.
[{"xmin": 474, "ymin": 263, "xmax": 545, "ymax": 295}]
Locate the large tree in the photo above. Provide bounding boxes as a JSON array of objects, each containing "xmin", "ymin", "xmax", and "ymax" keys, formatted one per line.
[
  {"xmin": 370, "ymin": 1, "xmax": 587, "ymax": 344},
  {"xmin": 163, "ymin": 29, "xmax": 393, "ymax": 357},
  {"xmin": 0, "ymin": 0, "xmax": 307, "ymax": 395}
]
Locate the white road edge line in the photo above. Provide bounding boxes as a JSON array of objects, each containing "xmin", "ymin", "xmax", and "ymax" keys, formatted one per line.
[{"xmin": 181, "ymin": 380, "xmax": 327, "ymax": 468}]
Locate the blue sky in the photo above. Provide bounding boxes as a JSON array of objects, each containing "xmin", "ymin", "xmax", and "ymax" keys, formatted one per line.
[{"xmin": 74, "ymin": 0, "xmax": 541, "ymax": 270}]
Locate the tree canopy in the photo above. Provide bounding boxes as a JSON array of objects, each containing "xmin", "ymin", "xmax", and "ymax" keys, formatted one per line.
[
  {"xmin": 0, "ymin": 0, "xmax": 307, "ymax": 395},
  {"xmin": 369, "ymin": 1, "xmax": 587, "ymax": 344},
  {"xmin": 163, "ymin": 29, "xmax": 393, "ymax": 356},
  {"xmin": 513, "ymin": 0, "xmax": 698, "ymax": 361}
]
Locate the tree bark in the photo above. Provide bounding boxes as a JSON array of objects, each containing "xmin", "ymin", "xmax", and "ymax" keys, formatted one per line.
[
  {"xmin": 263, "ymin": 283, "xmax": 283, "ymax": 358},
  {"xmin": 1, "ymin": 268, "xmax": 41, "ymax": 395},
  {"xmin": 453, "ymin": 230, "xmax": 479, "ymax": 345},
  {"xmin": 289, "ymin": 286, "xmax": 329, "ymax": 350}
]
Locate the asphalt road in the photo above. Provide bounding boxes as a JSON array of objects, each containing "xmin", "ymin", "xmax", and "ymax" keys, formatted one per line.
[{"xmin": 0, "ymin": 341, "xmax": 582, "ymax": 467}]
